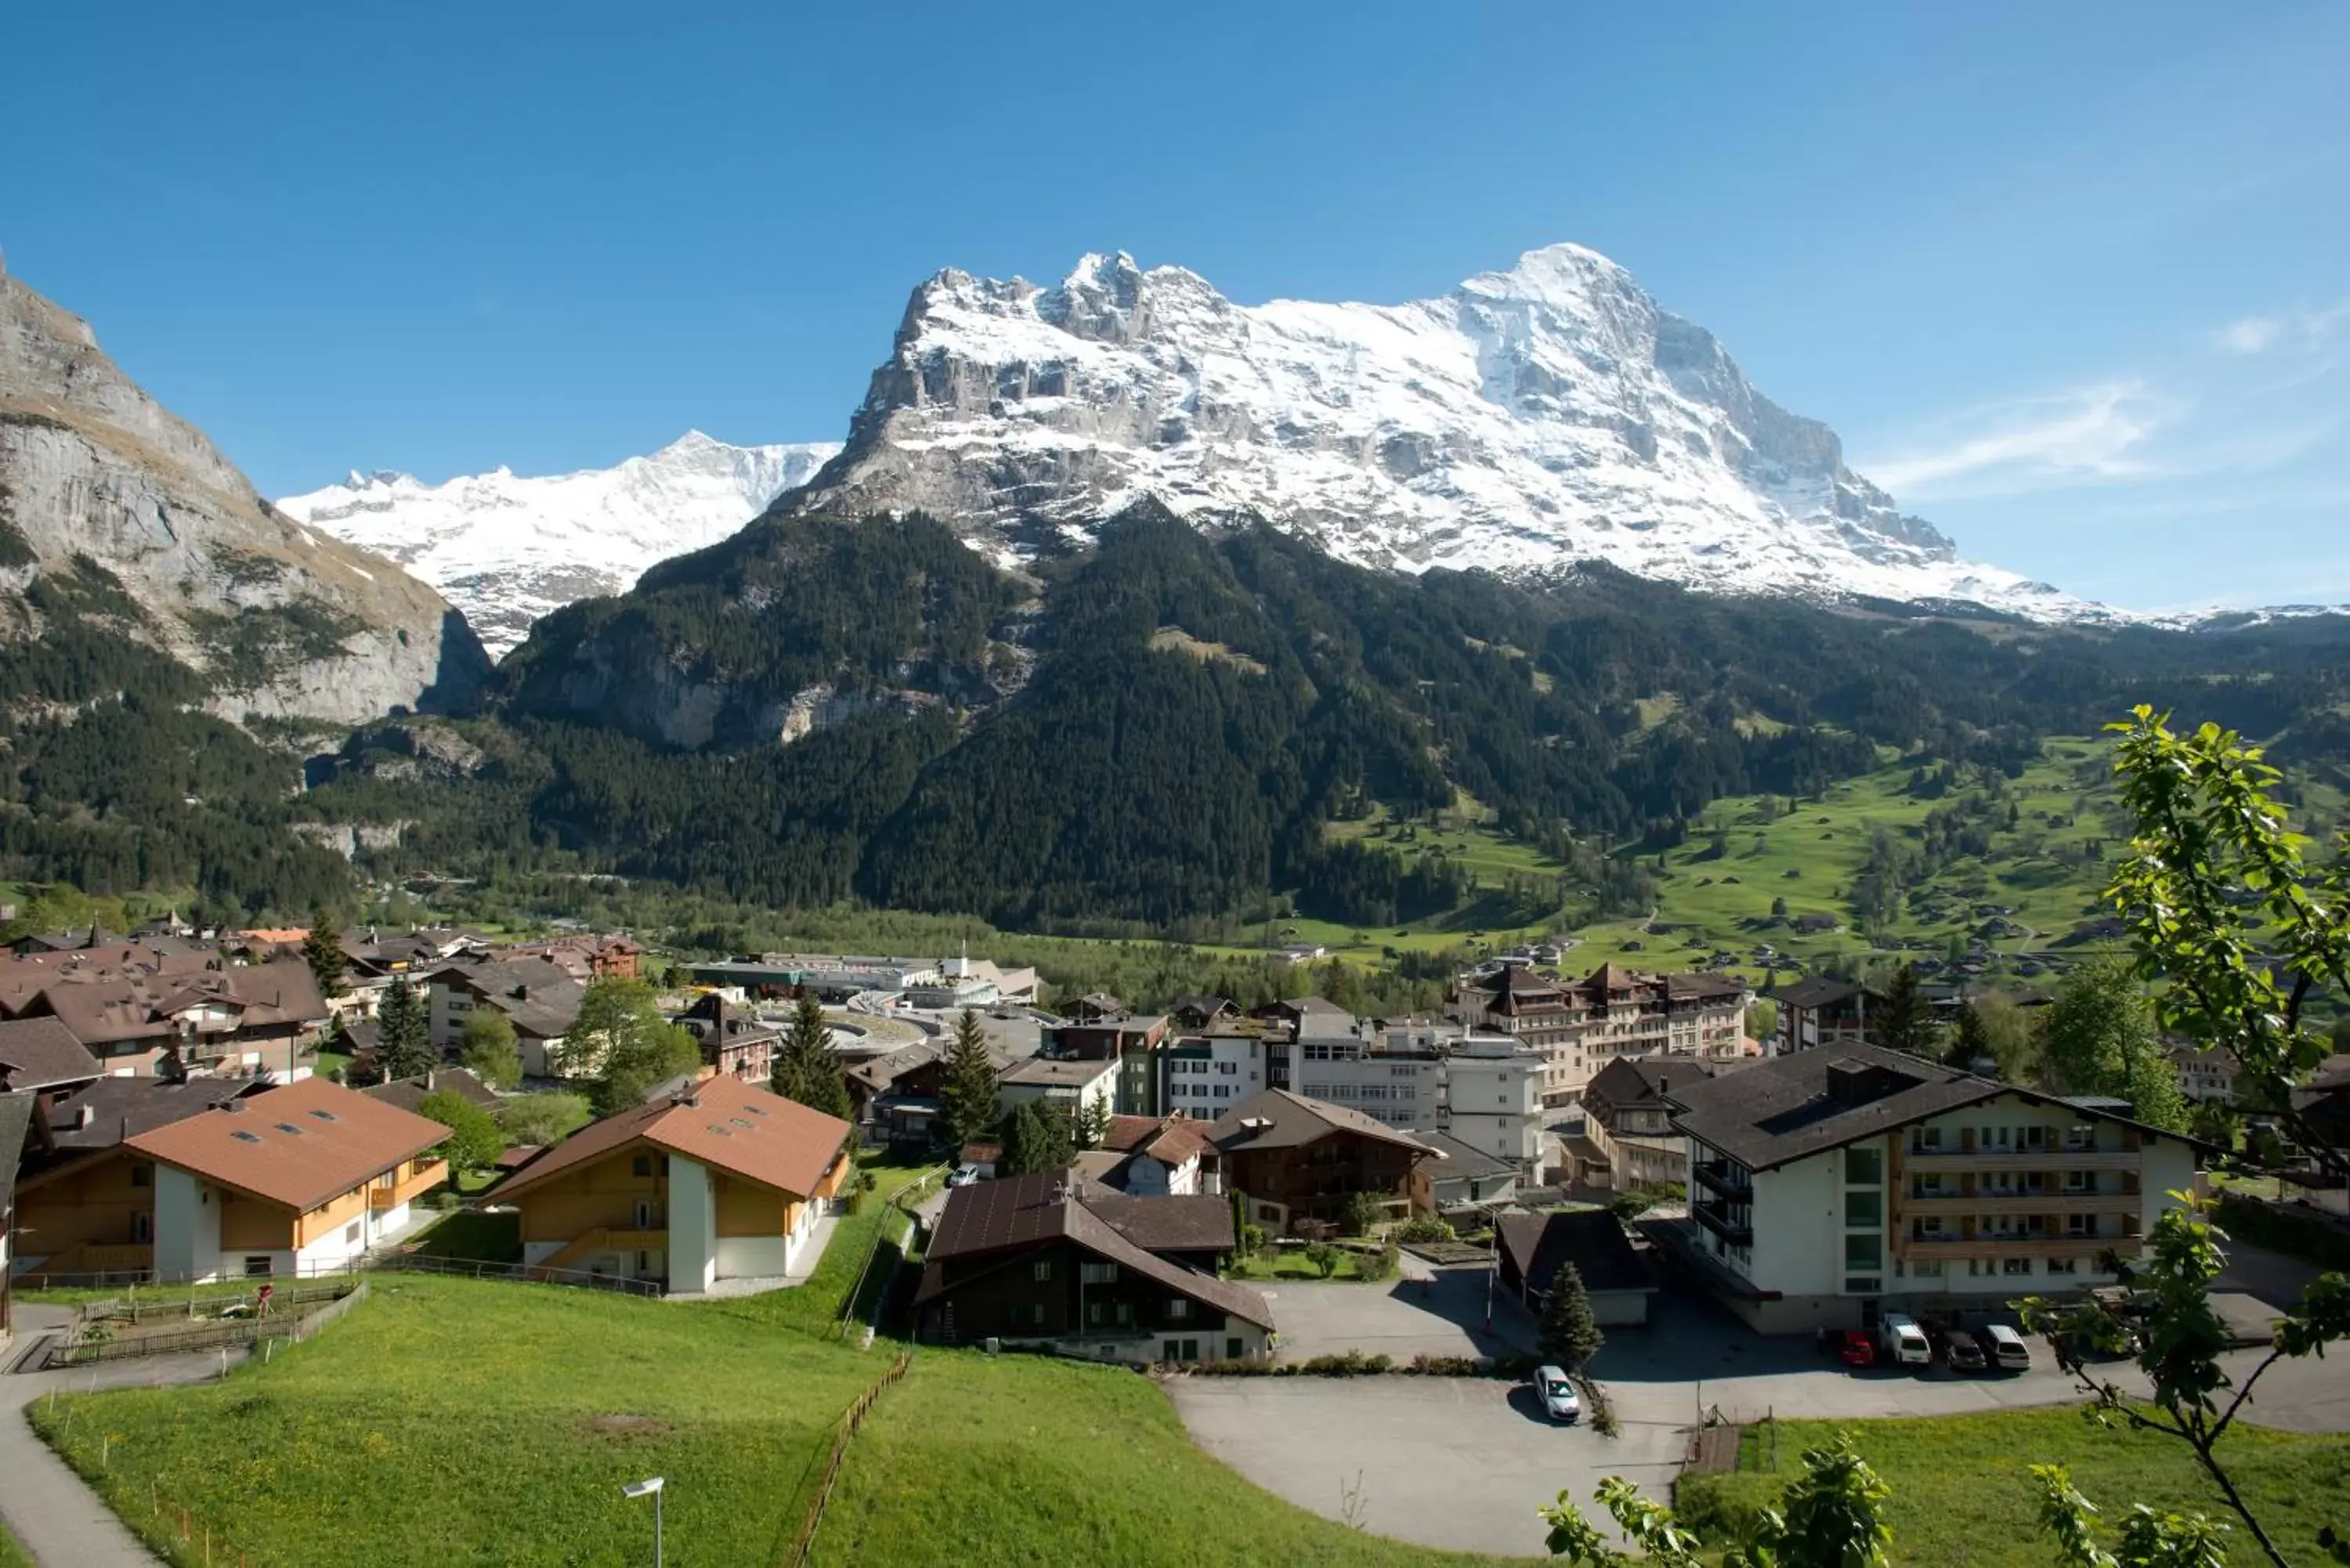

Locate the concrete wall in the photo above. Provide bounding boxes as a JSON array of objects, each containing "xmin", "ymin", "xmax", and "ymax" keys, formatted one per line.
[
  {"xmin": 1589, "ymin": 1289, "xmax": 1652, "ymax": 1327},
  {"xmin": 716, "ymin": 1234, "xmax": 786, "ymax": 1279},
  {"xmin": 667, "ymin": 1155, "xmax": 716, "ymax": 1294},
  {"xmin": 153, "ymin": 1165, "xmax": 220, "ymax": 1283},
  {"xmin": 1746, "ymin": 1154, "xmax": 1838, "ymax": 1296}
]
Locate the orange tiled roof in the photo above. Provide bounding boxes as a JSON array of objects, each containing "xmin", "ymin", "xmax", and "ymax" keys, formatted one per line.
[{"xmin": 125, "ymin": 1077, "xmax": 446, "ymax": 1213}]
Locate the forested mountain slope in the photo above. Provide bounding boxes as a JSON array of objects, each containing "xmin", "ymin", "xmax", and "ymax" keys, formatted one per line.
[{"xmin": 297, "ymin": 505, "xmax": 2350, "ymax": 932}]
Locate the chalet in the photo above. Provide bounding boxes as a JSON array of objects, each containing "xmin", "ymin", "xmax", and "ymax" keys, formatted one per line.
[
  {"xmin": 16, "ymin": 1078, "xmax": 446, "ymax": 1283},
  {"xmin": 0, "ymin": 1019, "xmax": 102, "ymax": 1096},
  {"xmin": 1578, "ymin": 1054, "xmax": 1752, "ymax": 1191},
  {"xmin": 1170, "ymin": 995, "xmax": 1240, "ymax": 1031},
  {"xmin": 672, "ymin": 994, "xmax": 780, "ymax": 1083},
  {"xmin": 494, "ymin": 1075, "xmax": 852, "ymax": 1294},
  {"xmin": 421, "ymin": 959, "xmax": 585, "ymax": 1077},
  {"xmin": 1450, "ymin": 963, "xmax": 1748, "ymax": 1106},
  {"xmin": 1076, "ymin": 1114, "xmax": 1220, "ymax": 1196},
  {"xmin": 914, "ymin": 1171, "xmax": 1273, "ymax": 1364},
  {"xmin": 1495, "ymin": 1209, "xmax": 1657, "ymax": 1325},
  {"xmin": 1665, "ymin": 1043, "xmax": 2206, "ymax": 1333},
  {"xmin": 2167, "ymin": 1044, "xmax": 2240, "ymax": 1105},
  {"xmin": 1208, "ymin": 1089, "xmax": 1443, "ymax": 1233},
  {"xmin": 363, "ymin": 1067, "xmax": 502, "ymax": 1117},
  {"xmin": 10, "ymin": 959, "xmax": 328, "ymax": 1079}
]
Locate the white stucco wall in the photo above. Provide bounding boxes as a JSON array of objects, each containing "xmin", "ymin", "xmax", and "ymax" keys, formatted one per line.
[
  {"xmin": 667, "ymin": 1156, "xmax": 716, "ymax": 1294},
  {"xmin": 154, "ymin": 1165, "xmax": 221, "ymax": 1283},
  {"xmin": 1748, "ymin": 1154, "xmax": 1839, "ymax": 1295},
  {"xmin": 715, "ymin": 1234, "xmax": 786, "ymax": 1280}
]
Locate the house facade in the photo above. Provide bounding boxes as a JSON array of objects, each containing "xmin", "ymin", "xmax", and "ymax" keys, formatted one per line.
[
  {"xmin": 1668, "ymin": 1045, "xmax": 2201, "ymax": 1333},
  {"xmin": 15, "ymin": 1078, "xmax": 448, "ymax": 1283},
  {"xmin": 1770, "ymin": 977, "xmax": 1879, "ymax": 1056},
  {"xmin": 1578, "ymin": 1054, "xmax": 1748, "ymax": 1191},
  {"xmin": 1451, "ymin": 963, "xmax": 1748, "ymax": 1106},
  {"xmin": 1209, "ymin": 1089, "xmax": 1441, "ymax": 1233},
  {"xmin": 996, "ymin": 1057, "xmax": 1119, "ymax": 1125},
  {"xmin": 423, "ymin": 959, "xmax": 585, "ymax": 1078},
  {"xmin": 913, "ymin": 1172, "xmax": 1272, "ymax": 1364},
  {"xmin": 1164, "ymin": 1026, "xmax": 1271, "ymax": 1123},
  {"xmin": 494, "ymin": 1075, "xmax": 851, "ymax": 1294}
]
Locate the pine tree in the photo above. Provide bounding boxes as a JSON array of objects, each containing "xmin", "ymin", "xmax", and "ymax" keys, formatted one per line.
[
  {"xmin": 1538, "ymin": 1261, "xmax": 1603, "ymax": 1371},
  {"xmin": 935, "ymin": 1009, "xmax": 1000, "ymax": 1154},
  {"xmin": 1945, "ymin": 999, "xmax": 1991, "ymax": 1071},
  {"xmin": 772, "ymin": 995, "xmax": 852, "ymax": 1122},
  {"xmin": 1075, "ymin": 1094, "xmax": 1110, "ymax": 1150},
  {"xmin": 1871, "ymin": 963, "xmax": 1935, "ymax": 1058},
  {"xmin": 375, "ymin": 975, "xmax": 435, "ymax": 1082},
  {"xmin": 300, "ymin": 906, "xmax": 348, "ymax": 997}
]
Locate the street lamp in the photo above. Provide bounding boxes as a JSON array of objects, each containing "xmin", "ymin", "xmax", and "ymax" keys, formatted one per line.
[{"xmin": 621, "ymin": 1476, "xmax": 664, "ymax": 1566}]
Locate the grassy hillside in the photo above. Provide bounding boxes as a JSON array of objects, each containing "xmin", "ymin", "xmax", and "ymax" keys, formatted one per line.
[
  {"xmin": 1678, "ymin": 1411, "xmax": 2350, "ymax": 1568},
  {"xmin": 34, "ymin": 1274, "xmax": 1517, "ymax": 1567}
]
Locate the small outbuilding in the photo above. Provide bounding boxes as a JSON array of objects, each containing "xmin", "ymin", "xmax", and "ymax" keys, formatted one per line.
[{"xmin": 1495, "ymin": 1209, "xmax": 1657, "ymax": 1327}]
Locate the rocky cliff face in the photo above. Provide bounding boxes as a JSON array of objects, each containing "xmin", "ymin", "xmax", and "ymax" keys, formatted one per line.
[
  {"xmin": 785, "ymin": 244, "xmax": 2099, "ymax": 619},
  {"xmin": 0, "ymin": 273, "xmax": 488, "ymax": 722}
]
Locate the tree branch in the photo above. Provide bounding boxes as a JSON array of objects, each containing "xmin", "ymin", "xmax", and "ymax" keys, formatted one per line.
[
  {"xmin": 2209, "ymin": 1346, "xmax": 2287, "ymax": 1446},
  {"xmin": 2189, "ymin": 1437, "xmax": 2294, "ymax": 1568}
]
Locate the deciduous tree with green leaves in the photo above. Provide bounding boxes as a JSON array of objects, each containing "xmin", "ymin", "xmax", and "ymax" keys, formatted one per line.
[
  {"xmin": 2037, "ymin": 956, "xmax": 2188, "ymax": 1132},
  {"xmin": 562, "ymin": 977, "xmax": 703, "ymax": 1116},
  {"xmin": 418, "ymin": 1089, "xmax": 505, "ymax": 1176},
  {"xmin": 1541, "ymin": 1434, "xmax": 1892, "ymax": 1567},
  {"xmin": 459, "ymin": 1011, "xmax": 521, "ymax": 1090}
]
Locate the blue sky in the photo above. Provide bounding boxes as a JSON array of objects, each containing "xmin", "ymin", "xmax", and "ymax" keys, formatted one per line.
[{"xmin": 5, "ymin": 1, "xmax": 2344, "ymax": 609}]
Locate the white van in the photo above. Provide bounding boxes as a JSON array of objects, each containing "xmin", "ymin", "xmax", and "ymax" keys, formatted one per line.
[
  {"xmin": 1983, "ymin": 1323, "xmax": 2032, "ymax": 1371},
  {"xmin": 1879, "ymin": 1313, "xmax": 1932, "ymax": 1367}
]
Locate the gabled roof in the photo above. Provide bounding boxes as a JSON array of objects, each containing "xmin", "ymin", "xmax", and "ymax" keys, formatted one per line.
[
  {"xmin": 1411, "ymin": 1129, "xmax": 1516, "ymax": 1186},
  {"xmin": 494, "ymin": 1075, "xmax": 848, "ymax": 1201},
  {"xmin": 918, "ymin": 1171, "xmax": 1271, "ymax": 1328},
  {"xmin": 1774, "ymin": 976, "xmax": 1868, "ymax": 1010},
  {"xmin": 0, "ymin": 1090, "xmax": 34, "ymax": 1226},
  {"xmin": 1101, "ymin": 1114, "xmax": 1213, "ymax": 1168},
  {"xmin": 1082, "ymin": 1192, "xmax": 1234, "ymax": 1252},
  {"xmin": 125, "ymin": 1078, "xmax": 446, "ymax": 1213},
  {"xmin": 0, "ymin": 1018, "xmax": 102, "ymax": 1091},
  {"xmin": 1665, "ymin": 1042, "xmax": 2204, "ymax": 1172},
  {"xmin": 1496, "ymin": 1210, "xmax": 1654, "ymax": 1297},
  {"xmin": 1206, "ymin": 1089, "xmax": 1444, "ymax": 1158},
  {"xmin": 1582, "ymin": 1053, "xmax": 1747, "ymax": 1112},
  {"xmin": 30, "ymin": 1078, "xmax": 259, "ymax": 1161},
  {"xmin": 420, "ymin": 959, "xmax": 584, "ymax": 1040},
  {"xmin": 364, "ymin": 1068, "xmax": 501, "ymax": 1115}
]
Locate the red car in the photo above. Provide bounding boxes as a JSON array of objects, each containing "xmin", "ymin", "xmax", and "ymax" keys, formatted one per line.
[{"xmin": 1837, "ymin": 1330, "xmax": 1878, "ymax": 1367}]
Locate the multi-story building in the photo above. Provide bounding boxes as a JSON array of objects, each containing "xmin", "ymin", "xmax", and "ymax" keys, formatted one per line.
[
  {"xmin": 1576, "ymin": 1053, "xmax": 1751, "ymax": 1190},
  {"xmin": 1429, "ymin": 1031, "xmax": 1544, "ymax": 1175},
  {"xmin": 1451, "ymin": 963, "xmax": 1749, "ymax": 1106},
  {"xmin": 1047, "ymin": 1015, "xmax": 1170, "ymax": 1117},
  {"xmin": 1664, "ymin": 1042, "xmax": 2202, "ymax": 1334},
  {"xmin": 1770, "ymin": 977, "xmax": 1880, "ymax": 1056},
  {"xmin": 1208, "ymin": 1089, "xmax": 1443, "ymax": 1231},
  {"xmin": 2167, "ymin": 1044, "xmax": 2238, "ymax": 1104},
  {"xmin": 1163, "ymin": 1024, "xmax": 1269, "ymax": 1122}
]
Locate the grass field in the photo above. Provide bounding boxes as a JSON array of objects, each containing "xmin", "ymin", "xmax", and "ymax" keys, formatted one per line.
[
  {"xmin": 808, "ymin": 1349, "xmax": 1519, "ymax": 1568},
  {"xmin": 0, "ymin": 1525, "xmax": 27, "ymax": 1568},
  {"xmin": 1225, "ymin": 1249, "xmax": 1373, "ymax": 1282},
  {"xmin": 36, "ymin": 1273, "xmax": 1513, "ymax": 1567},
  {"xmin": 1677, "ymin": 1410, "xmax": 2350, "ymax": 1567}
]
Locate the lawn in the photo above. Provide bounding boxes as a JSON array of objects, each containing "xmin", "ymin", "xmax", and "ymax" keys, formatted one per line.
[
  {"xmin": 692, "ymin": 1161, "xmax": 938, "ymax": 1335},
  {"xmin": 1226, "ymin": 1249, "xmax": 1372, "ymax": 1282},
  {"xmin": 0, "ymin": 1524, "xmax": 28, "ymax": 1568},
  {"xmin": 410, "ymin": 1207, "xmax": 522, "ymax": 1263},
  {"xmin": 808, "ymin": 1349, "xmax": 1523, "ymax": 1568},
  {"xmin": 37, "ymin": 1273, "xmax": 1517, "ymax": 1567},
  {"xmin": 1678, "ymin": 1410, "xmax": 2350, "ymax": 1567}
]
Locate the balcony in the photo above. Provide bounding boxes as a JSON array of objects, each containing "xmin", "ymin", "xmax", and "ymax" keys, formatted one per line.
[
  {"xmin": 1692, "ymin": 1160, "xmax": 1753, "ymax": 1200},
  {"xmin": 369, "ymin": 1159, "xmax": 450, "ymax": 1210},
  {"xmin": 1903, "ymin": 1147, "xmax": 2142, "ymax": 1172},
  {"xmin": 1902, "ymin": 1234, "xmax": 2143, "ymax": 1262},
  {"xmin": 1901, "ymin": 1191, "xmax": 2141, "ymax": 1219},
  {"xmin": 1691, "ymin": 1199, "xmax": 1752, "ymax": 1248}
]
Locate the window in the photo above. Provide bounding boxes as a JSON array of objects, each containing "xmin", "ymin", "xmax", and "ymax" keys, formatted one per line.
[
  {"xmin": 1911, "ymin": 1126, "xmax": 1943, "ymax": 1152},
  {"xmin": 345, "ymin": 1220, "xmax": 361, "ymax": 1245},
  {"xmin": 1167, "ymin": 1299, "xmax": 1193, "ymax": 1321},
  {"xmin": 632, "ymin": 1154, "xmax": 653, "ymax": 1178},
  {"xmin": 1843, "ymin": 1234, "xmax": 1882, "ymax": 1271},
  {"xmin": 1032, "ymin": 1304, "xmax": 1047, "ymax": 1325},
  {"xmin": 1911, "ymin": 1259, "xmax": 1944, "ymax": 1278},
  {"xmin": 132, "ymin": 1212, "xmax": 153, "ymax": 1243},
  {"xmin": 1081, "ymin": 1262, "xmax": 1117, "ymax": 1284},
  {"xmin": 2065, "ymin": 1215, "xmax": 2094, "ymax": 1238},
  {"xmin": 2047, "ymin": 1257, "xmax": 2079, "ymax": 1276},
  {"xmin": 1180, "ymin": 1339, "xmax": 1199, "ymax": 1360},
  {"xmin": 1227, "ymin": 1337, "xmax": 1243, "ymax": 1360},
  {"xmin": 1845, "ymin": 1147, "xmax": 1883, "ymax": 1185},
  {"xmin": 2064, "ymin": 1171, "xmax": 2092, "ymax": 1193},
  {"xmin": 1845, "ymin": 1190, "xmax": 1883, "ymax": 1227},
  {"xmin": 1844, "ymin": 1277, "xmax": 1882, "ymax": 1295},
  {"xmin": 129, "ymin": 1162, "xmax": 152, "ymax": 1188},
  {"xmin": 2003, "ymin": 1258, "xmax": 2033, "ymax": 1277},
  {"xmin": 244, "ymin": 1255, "xmax": 273, "ymax": 1278},
  {"xmin": 1032, "ymin": 1260, "xmax": 1052, "ymax": 1282},
  {"xmin": 1217, "ymin": 1061, "xmax": 1237, "ymax": 1075}
]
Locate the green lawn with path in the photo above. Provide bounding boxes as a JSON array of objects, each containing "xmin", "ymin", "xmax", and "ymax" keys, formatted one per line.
[{"xmin": 1679, "ymin": 1410, "xmax": 2350, "ymax": 1567}]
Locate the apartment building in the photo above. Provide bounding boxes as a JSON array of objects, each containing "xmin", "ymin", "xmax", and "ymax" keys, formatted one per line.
[
  {"xmin": 1163, "ymin": 1025, "xmax": 1269, "ymax": 1122},
  {"xmin": 1451, "ymin": 962, "xmax": 1749, "ymax": 1106},
  {"xmin": 1665, "ymin": 1043, "xmax": 2200, "ymax": 1334}
]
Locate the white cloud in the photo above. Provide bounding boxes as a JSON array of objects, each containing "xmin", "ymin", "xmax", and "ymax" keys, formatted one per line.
[
  {"xmin": 2215, "ymin": 316, "xmax": 2283, "ymax": 354},
  {"xmin": 1864, "ymin": 381, "xmax": 2166, "ymax": 498}
]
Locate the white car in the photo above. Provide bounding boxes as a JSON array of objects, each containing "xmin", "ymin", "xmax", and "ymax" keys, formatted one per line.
[
  {"xmin": 1535, "ymin": 1364, "xmax": 1581, "ymax": 1424},
  {"xmin": 946, "ymin": 1165, "xmax": 982, "ymax": 1188}
]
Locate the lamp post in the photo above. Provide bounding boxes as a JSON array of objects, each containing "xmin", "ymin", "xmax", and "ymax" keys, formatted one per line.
[{"xmin": 621, "ymin": 1476, "xmax": 664, "ymax": 1566}]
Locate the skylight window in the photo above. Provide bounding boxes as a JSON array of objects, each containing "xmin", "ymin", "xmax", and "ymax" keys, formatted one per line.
[
  {"xmin": 231, "ymin": 1129, "xmax": 262, "ymax": 1143},
  {"xmin": 707, "ymin": 1125, "xmax": 732, "ymax": 1136},
  {"xmin": 275, "ymin": 1122, "xmax": 304, "ymax": 1136},
  {"xmin": 729, "ymin": 1117, "xmax": 754, "ymax": 1129},
  {"xmin": 308, "ymin": 1108, "xmax": 338, "ymax": 1122}
]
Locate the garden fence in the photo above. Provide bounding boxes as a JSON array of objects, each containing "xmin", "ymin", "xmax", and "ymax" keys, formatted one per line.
[{"xmin": 784, "ymin": 1352, "xmax": 913, "ymax": 1566}]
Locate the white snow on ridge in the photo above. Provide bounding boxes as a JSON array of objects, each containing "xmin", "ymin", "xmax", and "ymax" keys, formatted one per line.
[
  {"xmin": 279, "ymin": 432, "xmax": 840, "ymax": 654},
  {"xmin": 791, "ymin": 243, "xmax": 2113, "ymax": 622}
]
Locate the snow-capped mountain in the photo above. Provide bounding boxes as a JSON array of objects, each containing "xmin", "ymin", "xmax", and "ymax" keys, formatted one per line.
[
  {"xmin": 786, "ymin": 244, "xmax": 2102, "ymax": 620},
  {"xmin": 280, "ymin": 432, "xmax": 840, "ymax": 652}
]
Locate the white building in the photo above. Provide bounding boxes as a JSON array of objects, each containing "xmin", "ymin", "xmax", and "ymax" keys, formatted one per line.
[
  {"xmin": 1437, "ymin": 1032, "xmax": 1546, "ymax": 1175},
  {"xmin": 996, "ymin": 1057, "xmax": 1120, "ymax": 1124},
  {"xmin": 1665, "ymin": 1044, "xmax": 2202, "ymax": 1334},
  {"xmin": 1163, "ymin": 1029, "xmax": 1270, "ymax": 1121}
]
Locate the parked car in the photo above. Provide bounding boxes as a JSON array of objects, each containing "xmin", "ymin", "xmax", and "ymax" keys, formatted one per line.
[
  {"xmin": 1941, "ymin": 1329, "xmax": 1989, "ymax": 1373},
  {"xmin": 1837, "ymin": 1330, "xmax": 1877, "ymax": 1367},
  {"xmin": 1879, "ymin": 1312, "xmax": 1932, "ymax": 1367},
  {"xmin": 1983, "ymin": 1323, "xmax": 2033, "ymax": 1371},
  {"xmin": 1534, "ymin": 1365, "xmax": 1582, "ymax": 1423},
  {"xmin": 946, "ymin": 1165, "xmax": 982, "ymax": 1188}
]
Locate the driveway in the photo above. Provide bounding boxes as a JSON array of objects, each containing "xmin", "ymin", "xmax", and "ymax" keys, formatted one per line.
[
  {"xmin": 1172, "ymin": 1375, "xmax": 1681, "ymax": 1559},
  {"xmin": 1267, "ymin": 1265, "xmax": 1532, "ymax": 1364}
]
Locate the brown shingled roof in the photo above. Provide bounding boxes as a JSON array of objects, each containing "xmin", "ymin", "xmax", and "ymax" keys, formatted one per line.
[
  {"xmin": 125, "ymin": 1078, "xmax": 446, "ymax": 1213},
  {"xmin": 494, "ymin": 1075, "xmax": 849, "ymax": 1201},
  {"xmin": 1206, "ymin": 1089, "xmax": 1444, "ymax": 1158},
  {"xmin": 0, "ymin": 1018, "xmax": 101, "ymax": 1091}
]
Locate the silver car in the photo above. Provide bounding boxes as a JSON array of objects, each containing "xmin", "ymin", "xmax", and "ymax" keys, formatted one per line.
[{"xmin": 1535, "ymin": 1364, "xmax": 1581, "ymax": 1424}]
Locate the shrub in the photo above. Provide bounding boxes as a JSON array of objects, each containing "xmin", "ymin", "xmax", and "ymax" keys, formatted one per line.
[
  {"xmin": 1342, "ymin": 1191, "xmax": 1386, "ymax": 1237},
  {"xmin": 1355, "ymin": 1241, "xmax": 1400, "ymax": 1283},
  {"xmin": 1396, "ymin": 1216, "xmax": 1455, "ymax": 1244},
  {"xmin": 1302, "ymin": 1241, "xmax": 1341, "ymax": 1279}
]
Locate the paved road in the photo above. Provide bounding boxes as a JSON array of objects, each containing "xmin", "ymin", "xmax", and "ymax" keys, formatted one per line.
[
  {"xmin": 1173, "ymin": 1375, "xmax": 1682, "ymax": 1558},
  {"xmin": 0, "ymin": 1306, "xmax": 246, "ymax": 1567},
  {"xmin": 1267, "ymin": 1267, "xmax": 1534, "ymax": 1364}
]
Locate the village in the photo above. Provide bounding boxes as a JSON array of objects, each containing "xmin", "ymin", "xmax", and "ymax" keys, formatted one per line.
[{"xmin": 2, "ymin": 916, "xmax": 2346, "ymax": 1559}]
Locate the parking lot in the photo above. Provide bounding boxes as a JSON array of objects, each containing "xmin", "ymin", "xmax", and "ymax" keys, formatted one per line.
[{"xmin": 1171, "ymin": 1247, "xmax": 2350, "ymax": 1555}]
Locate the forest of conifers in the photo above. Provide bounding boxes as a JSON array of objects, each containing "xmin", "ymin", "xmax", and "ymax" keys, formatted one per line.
[{"xmin": 7, "ymin": 504, "xmax": 2350, "ymax": 930}]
